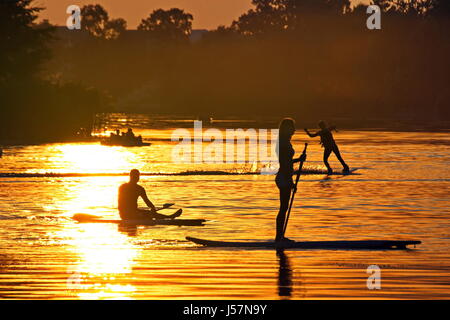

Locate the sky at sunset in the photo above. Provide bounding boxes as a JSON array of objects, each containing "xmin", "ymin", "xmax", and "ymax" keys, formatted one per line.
[
  {"xmin": 36, "ymin": 0, "xmax": 369, "ymax": 30},
  {"xmin": 36, "ymin": 0, "xmax": 253, "ymax": 30}
]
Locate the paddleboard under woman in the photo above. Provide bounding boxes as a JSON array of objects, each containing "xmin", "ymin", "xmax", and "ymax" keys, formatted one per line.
[{"xmin": 275, "ymin": 118, "xmax": 306, "ymax": 242}]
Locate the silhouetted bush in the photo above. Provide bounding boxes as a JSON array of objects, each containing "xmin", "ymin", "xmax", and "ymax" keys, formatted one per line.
[{"xmin": 0, "ymin": 0, "xmax": 102, "ymax": 143}]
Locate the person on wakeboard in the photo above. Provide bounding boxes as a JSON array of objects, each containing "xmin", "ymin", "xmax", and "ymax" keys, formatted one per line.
[
  {"xmin": 304, "ymin": 121, "xmax": 349, "ymax": 175},
  {"xmin": 118, "ymin": 169, "xmax": 182, "ymax": 220}
]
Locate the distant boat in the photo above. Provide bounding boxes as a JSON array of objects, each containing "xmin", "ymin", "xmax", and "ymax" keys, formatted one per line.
[
  {"xmin": 100, "ymin": 138, "xmax": 151, "ymax": 147},
  {"xmin": 197, "ymin": 115, "xmax": 213, "ymax": 125},
  {"xmin": 101, "ymin": 129, "xmax": 151, "ymax": 147}
]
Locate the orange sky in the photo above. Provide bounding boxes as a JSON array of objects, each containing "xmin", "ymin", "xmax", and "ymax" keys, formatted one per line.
[
  {"xmin": 35, "ymin": 0, "xmax": 254, "ymax": 30},
  {"xmin": 36, "ymin": 0, "xmax": 369, "ymax": 30}
]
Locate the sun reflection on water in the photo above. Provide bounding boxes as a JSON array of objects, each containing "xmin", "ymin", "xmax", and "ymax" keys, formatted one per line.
[
  {"xmin": 58, "ymin": 224, "xmax": 139, "ymax": 299},
  {"xmin": 40, "ymin": 176, "xmax": 121, "ymax": 219},
  {"xmin": 41, "ymin": 144, "xmax": 137, "ymax": 174}
]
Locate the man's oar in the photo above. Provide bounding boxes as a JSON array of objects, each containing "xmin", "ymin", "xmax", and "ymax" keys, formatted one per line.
[
  {"xmin": 282, "ymin": 143, "xmax": 308, "ymax": 238},
  {"xmin": 160, "ymin": 203, "xmax": 175, "ymax": 210}
]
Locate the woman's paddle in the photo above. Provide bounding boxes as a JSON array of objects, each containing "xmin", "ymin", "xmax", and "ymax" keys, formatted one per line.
[{"xmin": 282, "ymin": 143, "xmax": 308, "ymax": 238}]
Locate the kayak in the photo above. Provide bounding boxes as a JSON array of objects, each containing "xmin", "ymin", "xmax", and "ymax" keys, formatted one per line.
[
  {"xmin": 73, "ymin": 214, "xmax": 205, "ymax": 226},
  {"xmin": 186, "ymin": 237, "xmax": 421, "ymax": 250}
]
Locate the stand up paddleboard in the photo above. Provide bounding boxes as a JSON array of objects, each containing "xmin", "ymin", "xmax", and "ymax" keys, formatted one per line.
[
  {"xmin": 186, "ymin": 237, "xmax": 421, "ymax": 250},
  {"xmin": 73, "ymin": 213, "xmax": 206, "ymax": 226}
]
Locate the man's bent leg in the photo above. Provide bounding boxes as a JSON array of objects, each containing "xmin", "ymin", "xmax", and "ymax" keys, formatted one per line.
[{"xmin": 137, "ymin": 209, "xmax": 182, "ymax": 220}]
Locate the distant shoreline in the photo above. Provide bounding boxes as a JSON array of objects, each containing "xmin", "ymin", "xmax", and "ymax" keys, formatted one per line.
[
  {"xmin": 1, "ymin": 125, "xmax": 449, "ymax": 147},
  {"xmin": 1, "ymin": 112, "xmax": 449, "ymax": 146}
]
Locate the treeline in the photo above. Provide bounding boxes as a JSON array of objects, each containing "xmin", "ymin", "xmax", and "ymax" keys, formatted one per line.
[
  {"xmin": 1, "ymin": 0, "xmax": 449, "ymax": 144},
  {"xmin": 0, "ymin": 0, "xmax": 106, "ymax": 144},
  {"xmin": 45, "ymin": 0, "xmax": 449, "ymax": 128}
]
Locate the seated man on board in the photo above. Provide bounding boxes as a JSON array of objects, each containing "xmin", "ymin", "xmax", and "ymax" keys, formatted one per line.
[{"xmin": 118, "ymin": 169, "xmax": 182, "ymax": 220}]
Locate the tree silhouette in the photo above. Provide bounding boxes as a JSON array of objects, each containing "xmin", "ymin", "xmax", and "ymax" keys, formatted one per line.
[
  {"xmin": 0, "ymin": 0, "xmax": 52, "ymax": 82},
  {"xmin": 0, "ymin": 1, "xmax": 102, "ymax": 143},
  {"xmin": 104, "ymin": 18, "xmax": 127, "ymax": 40},
  {"xmin": 430, "ymin": 0, "xmax": 450, "ymax": 16},
  {"xmin": 81, "ymin": 4, "xmax": 127, "ymax": 40},
  {"xmin": 230, "ymin": 0, "xmax": 351, "ymax": 35},
  {"xmin": 370, "ymin": 0, "xmax": 450, "ymax": 16},
  {"xmin": 138, "ymin": 8, "xmax": 193, "ymax": 41},
  {"xmin": 379, "ymin": 0, "xmax": 433, "ymax": 16}
]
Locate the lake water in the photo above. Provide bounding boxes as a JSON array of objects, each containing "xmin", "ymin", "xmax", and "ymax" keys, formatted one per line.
[{"xmin": 0, "ymin": 119, "xmax": 449, "ymax": 299}]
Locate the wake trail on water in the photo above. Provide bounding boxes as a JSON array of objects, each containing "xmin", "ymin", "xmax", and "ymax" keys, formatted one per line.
[{"xmin": 0, "ymin": 168, "xmax": 352, "ymax": 178}]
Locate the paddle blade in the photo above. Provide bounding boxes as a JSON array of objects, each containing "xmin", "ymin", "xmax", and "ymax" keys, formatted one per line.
[{"xmin": 162, "ymin": 203, "xmax": 175, "ymax": 208}]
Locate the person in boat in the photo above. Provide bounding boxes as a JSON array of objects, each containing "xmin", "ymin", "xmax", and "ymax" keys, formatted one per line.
[
  {"xmin": 125, "ymin": 128, "xmax": 135, "ymax": 138},
  {"xmin": 118, "ymin": 169, "xmax": 182, "ymax": 220},
  {"xmin": 114, "ymin": 129, "xmax": 121, "ymax": 142},
  {"xmin": 304, "ymin": 121, "xmax": 349, "ymax": 174},
  {"xmin": 275, "ymin": 118, "xmax": 306, "ymax": 242},
  {"xmin": 116, "ymin": 131, "xmax": 126, "ymax": 144},
  {"xmin": 123, "ymin": 128, "xmax": 139, "ymax": 145},
  {"xmin": 109, "ymin": 131, "xmax": 116, "ymax": 142},
  {"xmin": 108, "ymin": 130, "xmax": 120, "ymax": 144}
]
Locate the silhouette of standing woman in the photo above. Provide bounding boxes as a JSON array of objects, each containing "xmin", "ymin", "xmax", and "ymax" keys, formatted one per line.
[{"xmin": 275, "ymin": 118, "xmax": 306, "ymax": 242}]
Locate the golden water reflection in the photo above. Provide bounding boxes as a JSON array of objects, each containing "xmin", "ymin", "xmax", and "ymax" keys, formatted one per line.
[
  {"xmin": 48, "ymin": 145, "xmax": 141, "ymax": 299},
  {"xmin": 47, "ymin": 166, "xmax": 175, "ymax": 299},
  {"xmin": 42, "ymin": 144, "xmax": 138, "ymax": 174},
  {"xmin": 49, "ymin": 177, "xmax": 119, "ymax": 217},
  {"xmin": 58, "ymin": 224, "xmax": 139, "ymax": 299}
]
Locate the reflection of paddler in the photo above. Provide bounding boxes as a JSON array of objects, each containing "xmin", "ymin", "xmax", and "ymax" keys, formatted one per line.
[{"xmin": 277, "ymin": 249, "xmax": 293, "ymax": 298}]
